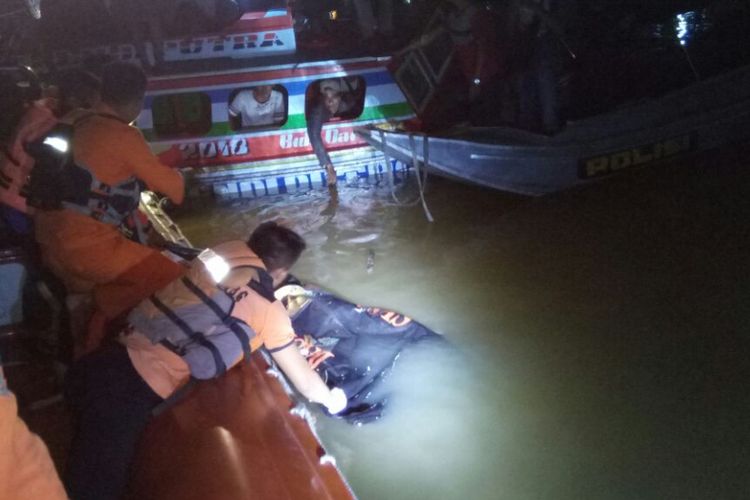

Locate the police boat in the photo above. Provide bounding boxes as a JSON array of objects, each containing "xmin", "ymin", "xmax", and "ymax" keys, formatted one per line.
[{"xmin": 356, "ymin": 62, "xmax": 750, "ymax": 196}]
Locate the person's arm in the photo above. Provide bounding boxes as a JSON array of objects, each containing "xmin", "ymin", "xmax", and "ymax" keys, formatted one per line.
[
  {"xmin": 124, "ymin": 127, "xmax": 185, "ymax": 204},
  {"xmin": 228, "ymin": 92, "xmax": 245, "ymax": 129},
  {"xmin": 270, "ymin": 344, "xmax": 346, "ymax": 413},
  {"xmin": 228, "ymin": 287, "xmax": 345, "ymax": 411},
  {"xmin": 305, "ymin": 102, "xmax": 332, "ymax": 168},
  {"xmin": 0, "ymin": 367, "xmax": 68, "ymax": 500}
]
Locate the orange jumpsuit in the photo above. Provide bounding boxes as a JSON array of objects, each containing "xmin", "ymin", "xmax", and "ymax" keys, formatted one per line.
[
  {"xmin": 33, "ymin": 103, "xmax": 185, "ymax": 319},
  {"xmin": 0, "ymin": 370, "xmax": 67, "ymax": 500}
]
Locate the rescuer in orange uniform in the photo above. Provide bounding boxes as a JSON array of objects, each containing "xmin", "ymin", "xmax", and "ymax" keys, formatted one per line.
[
  {"xmin": 64, "ymin": 222, "xmax": 348, "ymax": 500},
  {"xmin": 32, "ymin": 62, "xmax": 185, "ymax": 334}
]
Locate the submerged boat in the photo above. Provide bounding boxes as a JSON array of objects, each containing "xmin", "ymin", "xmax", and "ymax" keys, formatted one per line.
[{"xmin": 357, "ymin": 61, "xmax": 750, "ymax": 196}]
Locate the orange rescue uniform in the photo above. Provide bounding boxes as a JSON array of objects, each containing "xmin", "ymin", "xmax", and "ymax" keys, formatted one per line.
[
  {"xmin": 121, "ymin": 240, "xmax": 297, "ymax": 398},
  {"xmin": 33, "ymin": 104, "xmax": 185, "ymax": 318},
  {"xmin": 0, "ymin": 374, "xmax": 67, "ymax": 500}
]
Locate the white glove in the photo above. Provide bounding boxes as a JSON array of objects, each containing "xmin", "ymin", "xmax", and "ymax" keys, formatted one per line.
[{"xmin": 324, "ymin": 387, "xmax": 347, "ymax": 414}]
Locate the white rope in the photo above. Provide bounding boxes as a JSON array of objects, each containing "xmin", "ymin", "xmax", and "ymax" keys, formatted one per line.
[
  {"xmin": 408, "ymin": 133, "xmax": 435, "ymax": 223},
  {"xmin": 376, "ymin": 129, "xmax": 435, "ymax": 223},
  {"xmin": 379, "ymin": 129, "xmax": 417, "ymax": 207},
  {"xmin": 0, "ymin": 8, "xmax": 26, "ymax": 19},
  {"xmin": 680, "ymin": 43, "xmax": 701, "ymax": 82}
]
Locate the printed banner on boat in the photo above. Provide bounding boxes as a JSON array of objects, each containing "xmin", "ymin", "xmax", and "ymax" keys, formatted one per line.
[{"xmin": 158, "ymin": 125, "xmax": 368, "ymax": 168}]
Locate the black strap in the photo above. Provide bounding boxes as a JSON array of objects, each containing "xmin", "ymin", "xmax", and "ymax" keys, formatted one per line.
[
  {"xmin": 229, "ymin": 265, "xmax": 277, "ymax": 303},
  {"xmin": 181, "ymin": 277, "xmax": 253, "ymax": 363},
  {"xmin": 149, "ymin": 294, "xmax": 194, "ymax": 338},
  {"xmin": 193, "ymin": 332, "xmax": 227, "ymax": 375},
  {"xmin": 159, "ymin": 339, "xmax": 183, "ymax": 355},
  {"xmin": 150, "ymin": 293, "xmax": 227, "ymax": 376},
  {"xmin": 248, "ymin": 279, "xmax": 275, "ymax": 303},
  {"xmin": 151, "ymin": 378, "xmax": 197, "ymax": 417}
]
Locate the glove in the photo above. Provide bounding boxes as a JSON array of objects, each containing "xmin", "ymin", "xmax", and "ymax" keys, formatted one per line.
[{"xmin": 324, "ymin": 387, "xmax": 347, "ymax": 414}]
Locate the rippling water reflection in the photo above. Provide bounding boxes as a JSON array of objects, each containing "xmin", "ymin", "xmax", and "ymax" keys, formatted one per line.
[{"xmin": 176, "ymin": 155, "xmax": 750, "ymax": 499}]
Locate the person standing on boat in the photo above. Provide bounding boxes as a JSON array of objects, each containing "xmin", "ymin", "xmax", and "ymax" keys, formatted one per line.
[
  {"xmin": 64, "ymin": 222, "xmax": 348, "ymax": 500},
  {"xmin": 446, "ymin": 0, "xmax": 509, "ymax": 125},
  {"xmin": 32, "ymin": 62, "xmax": 185, "ymax": 349},
  {"xmin": 228, "ymin": 85, "xmax": 286, "ymax": 128},
  {"xmin": 352, "ymin": 0, "xmax": 394, "ymax": 49},
  {"xmin": 306, "ymin": 78, "xmax": 359, "ymax": 186},
  {"xmin": 506, "ymin": 0, "xmax": 566, "ymax": 134},
  {"xmin": 395, "ymin": 0, "xmax": 509, "ymax": 126}
]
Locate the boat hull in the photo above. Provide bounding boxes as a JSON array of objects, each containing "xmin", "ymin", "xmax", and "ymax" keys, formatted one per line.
[
  {"xmin": 127, "ymin": 352, "xmax": 355, "ymax": 500},
  {"xmin": 357, "ymin": 65, "xmax": 750, "ymax": 196},
  {"xmin": 138, "ymin": 58, "xmax": 416, "ymax": 199}
]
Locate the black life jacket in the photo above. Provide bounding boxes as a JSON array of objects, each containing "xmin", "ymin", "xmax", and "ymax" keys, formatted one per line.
[{"xmin": 26, "ymin": 113, "xmax": 143, "ymax": 228}]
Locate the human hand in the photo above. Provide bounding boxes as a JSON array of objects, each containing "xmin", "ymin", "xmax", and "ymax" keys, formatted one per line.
[
  {"xmin": 325, "ymin": 387, "xmax": 347, "ymax": 414},
  {"xmin": 324, "ymin": 163, "xmax": 337, "ymax": 186}
]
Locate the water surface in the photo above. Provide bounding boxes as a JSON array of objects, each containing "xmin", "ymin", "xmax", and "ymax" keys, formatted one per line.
[{"xmin": 176, "ymin": 153, "xmax": 750, "ymax": 500}]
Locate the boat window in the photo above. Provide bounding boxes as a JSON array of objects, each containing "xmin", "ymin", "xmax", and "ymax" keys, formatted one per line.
[
  {"xmin": 152, "ymin": 92, "xmax": 212, "ymax": 137},
  {"xmin": 305, "ymin": 76, "xmax": 366, "ymax": 122},
  {"xmin": 228, "ymin": 84, "xmax": 289, "ymax": 131}
]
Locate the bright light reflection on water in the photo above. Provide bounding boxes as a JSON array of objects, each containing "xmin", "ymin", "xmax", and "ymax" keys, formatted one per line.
[{"xmin": 176, "ymin": 161, "xmax": 750, "ymax": 499}]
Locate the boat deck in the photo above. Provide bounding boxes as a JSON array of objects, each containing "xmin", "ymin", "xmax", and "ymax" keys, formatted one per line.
[
  {"xmin": 4, "ymin": 326, "xmax": 354, "ymax": 499},
  {"xmin": 128, "ymin": 352, "xmax": 354, "ymax": 500}
]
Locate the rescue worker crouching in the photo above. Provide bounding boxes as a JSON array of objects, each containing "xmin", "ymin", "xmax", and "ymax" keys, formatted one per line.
[
  {"xmin": 31, "ymin": 62, "xmax": 185, "ymax": 353},
  {"xmin": 64, "ymin": 222, "xmax": 348, "ymax": 500}
]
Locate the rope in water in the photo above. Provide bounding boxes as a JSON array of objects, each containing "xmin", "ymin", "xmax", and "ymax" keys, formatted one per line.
[{"xmin": 378, "ymin": 129, "xmax": 435, "ymax": 222}]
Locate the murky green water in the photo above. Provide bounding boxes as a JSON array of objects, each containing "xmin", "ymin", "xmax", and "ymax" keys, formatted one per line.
[{"xmin": 176, "ymin": 152, "xmax": 750, "ymax": 500}]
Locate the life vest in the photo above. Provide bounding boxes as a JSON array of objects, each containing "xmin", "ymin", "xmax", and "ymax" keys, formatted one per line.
[
  {"xmin": 25, "ymin": 112, "xmax": 143, "ymax": 228},
  {"xmin": 0, "ymin": 100, "xmax": 58, "ymax": 214},
  {"xmin": 127, "ymin": 244, "xmax": 277, "ymax": 380}
]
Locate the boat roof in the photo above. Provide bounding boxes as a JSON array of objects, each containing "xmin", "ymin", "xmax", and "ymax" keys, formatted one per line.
[{"xmin": 147, "ymin": 54, "xmax": 392, "ymax": 81}]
